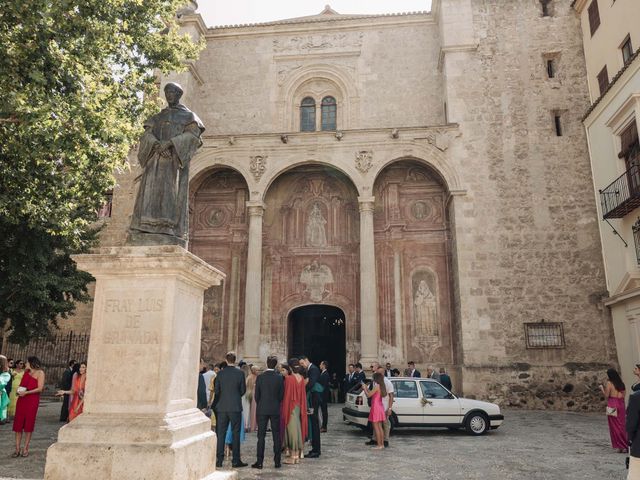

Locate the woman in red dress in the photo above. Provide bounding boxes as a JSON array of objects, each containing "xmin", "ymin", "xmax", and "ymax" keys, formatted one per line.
[
  {"xmin": 12, "ymin": 356, "xmax": 45, "ymax": 458},
  {"xmin": 56, "ymin": 362, "xmax": 86, "ymax": 422}
]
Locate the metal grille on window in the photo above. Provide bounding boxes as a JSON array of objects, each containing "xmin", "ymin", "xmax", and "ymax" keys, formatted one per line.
[
  {"xmin": 300, "ymin": 97, "xmax": 316, "ymax": 132},
  {"xmin": 524, "ymin": 321, "xmax": 565, "ymax": 348},
  {"xmin": 321, "ymin": 96, "xmax": 337, "ymax": 131},
  {"xmin": 633, "ymin": 219, "xmax": 640, "ymax": 265}
]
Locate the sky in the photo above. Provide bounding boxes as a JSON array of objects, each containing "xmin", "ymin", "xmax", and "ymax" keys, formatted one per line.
[{"xmin": 197, "ymin": 0, "xmax": 433, "ymax": 27}]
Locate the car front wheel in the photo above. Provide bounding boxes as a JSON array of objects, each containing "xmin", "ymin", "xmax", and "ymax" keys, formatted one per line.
[{"xmin": 464, "ymin": 412, "xmax": 489, "ymax": 435}]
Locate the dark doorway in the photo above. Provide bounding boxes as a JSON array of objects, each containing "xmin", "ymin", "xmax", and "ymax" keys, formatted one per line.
[{"xmin": 288, "ymin": 305, "xmax": 346, "ymax": 378}]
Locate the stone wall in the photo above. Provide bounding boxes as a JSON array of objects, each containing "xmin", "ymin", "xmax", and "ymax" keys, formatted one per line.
[{"xmin": 439, "ymin": 0, "xmax": 617, "ymax": 411}]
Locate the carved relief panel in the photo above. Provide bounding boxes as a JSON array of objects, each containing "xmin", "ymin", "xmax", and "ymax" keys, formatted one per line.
[
  {"xmin": 373, "ymin": 161, "xmax": 454, "ymax": 365},
  {"xmin": 189, "ymin": 169, "xmax": 249, "ymax": 363}
]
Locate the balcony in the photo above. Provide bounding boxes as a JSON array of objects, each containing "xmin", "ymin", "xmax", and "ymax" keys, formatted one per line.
[{"xmin": 600, "ymin": 165, "xmax": 640, "ymax": 219}]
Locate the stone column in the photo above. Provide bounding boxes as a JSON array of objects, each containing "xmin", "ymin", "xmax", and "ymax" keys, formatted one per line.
[
  {"xmin": 242, "ymin": 202, "xmax": 264, "ymax": 364},
  {"xmin": 358, "ymin": 196, "xmax": 379, "ymax": 364},
  {"xmin": 44, "ymin": 246, "xmax": 235, "ymax": 480}
]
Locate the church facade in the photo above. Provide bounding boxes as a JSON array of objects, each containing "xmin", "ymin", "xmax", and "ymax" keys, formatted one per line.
[{"xmin": 87, "ymin": 0, "xmax": 617, "ymax": 410}]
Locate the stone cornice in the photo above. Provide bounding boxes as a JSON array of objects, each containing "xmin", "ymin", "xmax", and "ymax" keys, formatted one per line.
[
  {"xmin": 438, "ymin": 44, "xmax": 479, "ymax": 71},
  {"xmin": 178, "ymin": 13, "xmax": 208, "ymax": 37},
  {"xmin": 201, "ymin": 124, "xmax": 459, "ymax": 145},
  {"xmin": 204, "ymin": 12, "xmax": 434, "ymax": 39}
]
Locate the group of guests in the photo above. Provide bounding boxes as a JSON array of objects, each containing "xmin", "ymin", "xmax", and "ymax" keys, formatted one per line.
[
  {"xmin": 0, "ymin": 355, "xmax": 45, "ymax": 458},
  {"xmin": 203, "ymin": 352, "xmax": 325, "ymax": 470},
  {"xmin": 343, "ymin": 361, "xmax": 453, "ymax": 393}
]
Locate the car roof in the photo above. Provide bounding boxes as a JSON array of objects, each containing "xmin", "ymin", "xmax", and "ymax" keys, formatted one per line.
[{"xmin": 391, "ymin": 377, "xmax": 438, "ymax": 381}]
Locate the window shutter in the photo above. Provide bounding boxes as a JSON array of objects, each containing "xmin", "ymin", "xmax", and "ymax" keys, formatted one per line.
[
  {"xmin": 588, "ymin": 0, "xmax": 600, "ymax": 36},
  {"xmin": 597, "ymin": 66, "xmax": 608, "ymax": 96}
]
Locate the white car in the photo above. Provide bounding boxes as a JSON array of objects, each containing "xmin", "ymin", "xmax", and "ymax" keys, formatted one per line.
[{"xmin": 342, "ymin": 377, "xmax": 504, "ymax": 435}]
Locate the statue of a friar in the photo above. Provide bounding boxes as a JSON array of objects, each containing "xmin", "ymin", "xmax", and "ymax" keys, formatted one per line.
[{"xmin": 128, "ymin": 82, "xmax": 205, "ymax": 247}]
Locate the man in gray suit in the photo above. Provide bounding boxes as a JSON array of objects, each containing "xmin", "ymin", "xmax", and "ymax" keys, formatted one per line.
[
  {"xmin": 426, "ymin": 366, "xmax": 441, "ymax": 382},
  {"xmin": 213, "ymin": 351, "xmax": 247, "ymax": 468}
]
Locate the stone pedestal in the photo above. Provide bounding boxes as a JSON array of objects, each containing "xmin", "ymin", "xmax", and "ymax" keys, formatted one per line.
[{"xmin": 44, "ymin": 246, "xmax": 236, "ymax": 480}]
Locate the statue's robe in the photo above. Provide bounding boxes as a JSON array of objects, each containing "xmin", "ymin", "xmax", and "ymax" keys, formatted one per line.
[{"xmin": 129, "ymin": 104, "xmax": 205, "ymax": 244}]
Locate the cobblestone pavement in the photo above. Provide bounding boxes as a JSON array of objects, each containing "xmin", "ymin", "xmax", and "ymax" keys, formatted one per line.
[{"xmin": 0, "ymin": 400, "xmax": 630, "ymax": 480}]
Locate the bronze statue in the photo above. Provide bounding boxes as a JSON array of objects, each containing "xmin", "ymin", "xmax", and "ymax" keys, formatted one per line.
[{"xmin": 128, "ymin": 82, "xmax": 204, "ymax": 247}]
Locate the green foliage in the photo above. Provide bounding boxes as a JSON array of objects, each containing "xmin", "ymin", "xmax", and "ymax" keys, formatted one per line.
[
  {"xmin": 0, "ymin": 219, "xmax": 95, "ymax": 345},
  {"xmin": 0, "ymin": 0, "xmax": 202, "ymax": 343}
]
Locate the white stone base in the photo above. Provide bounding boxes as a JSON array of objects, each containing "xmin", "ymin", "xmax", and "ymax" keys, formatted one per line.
[{"xmin": 43, "ymin": 246, "xmax": 233, "ymax": 480}]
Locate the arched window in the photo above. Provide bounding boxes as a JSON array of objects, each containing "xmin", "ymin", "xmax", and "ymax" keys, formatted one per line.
[
  {"xmin": 321, "ymin": 96, "xmax": 337, "ymax": 131},
  {"xmin": 300, "ymin": 97, "xmax": 316, "ymax": 132}
]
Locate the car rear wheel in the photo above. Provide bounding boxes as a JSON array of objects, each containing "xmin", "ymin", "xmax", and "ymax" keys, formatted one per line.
[{"xmin": 464, "ymin": 412, "xmax": 489, "ymax": 435}]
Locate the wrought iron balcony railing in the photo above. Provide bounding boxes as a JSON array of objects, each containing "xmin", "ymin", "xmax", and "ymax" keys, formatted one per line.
[{"xmin": 600, "ymin": 165, "xmax": 640, "ymax": 219}]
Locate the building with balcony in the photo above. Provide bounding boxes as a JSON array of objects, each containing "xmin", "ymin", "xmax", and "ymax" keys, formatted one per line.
[
  {"xmin": 574, "ymin": 0, "xmax": 640, "ymax": 391},
  {"xmin": 5, "ymin": 1, "xmax": 617, "ymax": 411}
]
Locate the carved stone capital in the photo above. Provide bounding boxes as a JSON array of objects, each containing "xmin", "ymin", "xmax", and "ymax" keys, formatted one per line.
[
  {"xmin": 246, "ymin": 202, "xmax": 265, "ymax": 217},
  {"xmin": 358, "ymin": 196, "xmax": 375, "ymax": 213}
]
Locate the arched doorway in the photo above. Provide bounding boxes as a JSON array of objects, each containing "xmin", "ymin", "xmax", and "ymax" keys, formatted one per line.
[{"xmin": 288, "ymin": 305, "xmax": 346, "ymax": 378}]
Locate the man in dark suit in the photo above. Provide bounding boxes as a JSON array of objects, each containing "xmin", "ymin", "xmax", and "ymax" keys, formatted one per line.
[
  {"xmin": 627, "ymin": 388, "xmax": 640, "ymax": 476},
  {"xmin": 213, "ymin": 352, "xmax": 247, "ymax": 469},
  {"xmin": 299, "ymin": 356, "xmax": 321, "ymax": 457},
  {"xmin": 354, "ymin": 362, "xmax": 366, "ymax": 383},
  {"xmin": 252, "ymin": 356, "xmax": 284, "ymax": 470},
  {"xmin": 58, "ymin": 360, "xmax": 75, "ymax": 422},
  {"xmin": 407, "ymin": 361, "xmax": 421, "ymax": 378},
  {"xmin": 343, "ymin": 363, "xmax": 356, "ymax": 400},
  {"xmin": 439, "ymin": 368, "xmax": 453, "ymax": 391},
  {"xmin": 319, "ymin": 360, "xmax": 330, "ymax": 432}
]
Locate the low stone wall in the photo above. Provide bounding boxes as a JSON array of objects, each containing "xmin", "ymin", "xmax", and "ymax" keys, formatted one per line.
[{"xmin": 461, "ymin": 363, "xmax": 614, "ymax": 412}]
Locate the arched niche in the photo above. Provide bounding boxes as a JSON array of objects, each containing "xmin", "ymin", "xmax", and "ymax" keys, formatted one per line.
[
  {"xmin": 188, "ymin": 167, "xmax": 250, "ymax": 364},
  {"xmin": 372, "ymin": 159, "xmax": 457, "ymax": 367}
]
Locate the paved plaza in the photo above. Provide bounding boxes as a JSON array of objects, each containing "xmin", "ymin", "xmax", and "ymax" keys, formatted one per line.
[{"xmin": 0, "ymin": 401, "xmax": 631, "ymax": 480}]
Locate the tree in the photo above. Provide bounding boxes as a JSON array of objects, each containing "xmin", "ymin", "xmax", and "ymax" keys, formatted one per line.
[{"xmin": 0, "ymin": 0, "xmax": 202, "ymax": 344}]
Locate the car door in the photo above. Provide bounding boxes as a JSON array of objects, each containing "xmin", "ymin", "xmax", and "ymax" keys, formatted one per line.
[
  {"xmin": 390, "ymin": 379, "xmax": 423, "ymax": 426},
  {"xmin": 419, "ymin": 380, "xmax": 463, "ymax": 426}
]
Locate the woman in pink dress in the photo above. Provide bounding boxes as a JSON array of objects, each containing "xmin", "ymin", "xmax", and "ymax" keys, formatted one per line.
[
  {"xmin": 12, "ymin": 356, "xmax": 45, "ymax": 458},
  {"xmin": 600, "ymin": 368, "xmax": 628, "ymax": 453},
  {"xmin": 361, "ymin": 372, "xmax": 386, "ymax": 450}
]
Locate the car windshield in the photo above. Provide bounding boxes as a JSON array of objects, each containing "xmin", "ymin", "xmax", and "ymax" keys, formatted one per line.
[
  {"xmin": 420, "ymin": 381, "xmax": 451, "ymax": 399},
  {"xmin": 348, "ymin": 379, "xmax": 371, "ymax": 394}
]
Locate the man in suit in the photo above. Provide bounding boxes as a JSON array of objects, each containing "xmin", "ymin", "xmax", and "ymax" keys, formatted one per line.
[
  {"xmin": 343, "ymin": 363, "xmax": 356, "ymax": 399},
  {"xmin": 627, "ymin": 387, "xmax": 640, "ymax": 477},
  {"xmin": 385, "ymin": 363, "xmax": 393, "ymax": 378},
  {"xmin": 252, "ymin": 355, "xmax": 284, "ymax": 470},
  {"xmin": 354, "ymin": 362, "xmax": 366, "ymax": 383},
  {"xmin": 197, "ymin": 359, "xmax": 208, "ymax": 411},
  {"xmin": 58, "ymin": 360, "xmax": 75, "ymax": 422},
  {"xmin": 213, "ymin": 351, "xmax": 247, "ymax": 469},
  {"xmin": 439, "ymin": 368, "xmax": 452, "ymax": 391},
  {"xmin": 319, "ymin": 360, "xmax": 330, "ymax": 432},
  {"xmin": 407, "ymin": 361, "xmax": 421, "ymax": 378},
  {"xmin": 299, "ymin": 356, "xmax": 321, "ymax": 457}
]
